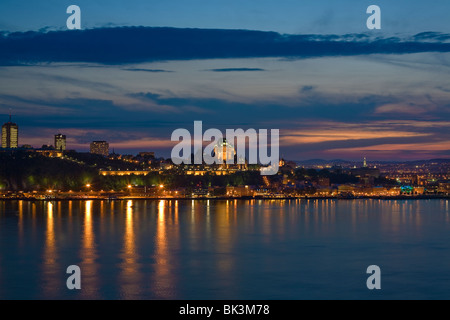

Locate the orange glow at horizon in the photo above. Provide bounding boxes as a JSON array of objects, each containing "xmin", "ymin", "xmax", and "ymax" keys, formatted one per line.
[{"xmin": 281, "ymin": 129, "xmax": 430, "ymax": 145}]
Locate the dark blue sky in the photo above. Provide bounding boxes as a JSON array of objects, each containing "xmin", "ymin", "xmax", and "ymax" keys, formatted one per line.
[
  {"xmin": 0, "ymin": 1, "xmax": 449, "ymax": 160},
  {"xmin": 1, "ymin": 0, "xmax": 450, "ymax": 35}
]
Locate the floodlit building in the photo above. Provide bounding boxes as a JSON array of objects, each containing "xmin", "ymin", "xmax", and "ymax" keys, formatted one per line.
[
  {"xmin": 1, "ymin": 115, "xmax": 18, "ymax": 148},
  {"xmin": 54, "ymin": 134, "xmax": 66, "ymax": 151},
  {"xmin": 138, "ymin": 152, "xmax": 155, "ymax": 158},
  {"xmin": 214, "ymin": 139, "xmax": 236, "ymax": 167},
  {"xmin": 90, "ymin": 141, "xmax": 109, "ymax": 157}
]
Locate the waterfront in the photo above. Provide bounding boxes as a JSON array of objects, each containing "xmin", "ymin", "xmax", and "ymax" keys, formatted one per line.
[{"xmin": 0, "ymin": 199, "xmax": 449, "ymax": 300}]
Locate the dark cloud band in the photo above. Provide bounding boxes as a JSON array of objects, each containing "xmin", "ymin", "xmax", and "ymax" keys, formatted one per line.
[
  {"xmin": 207, "ymin": 68, "xmax": 265, "ymax": 72},
  {"xmin": 1, "ymin": 27, "xmax": 450, "ymax": 65}
]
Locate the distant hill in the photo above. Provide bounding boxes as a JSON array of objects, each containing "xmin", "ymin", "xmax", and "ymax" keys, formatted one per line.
[{"xmin": 292, "ymin": 158, "xmax": 450, "ymax": 167}]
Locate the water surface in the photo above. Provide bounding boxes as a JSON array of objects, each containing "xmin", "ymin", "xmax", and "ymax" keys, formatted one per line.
[{"xmin": 0, "ymin": 199, "xmax": 449, "ymax": 299}]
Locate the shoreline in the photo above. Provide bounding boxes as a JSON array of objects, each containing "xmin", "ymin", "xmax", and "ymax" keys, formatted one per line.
[{"xmin": 0, "ymin": 195, "xmax": 448, "ymax": 201}]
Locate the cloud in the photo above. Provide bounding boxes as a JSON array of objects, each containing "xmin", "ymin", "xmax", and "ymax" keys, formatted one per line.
[
  {"xmin": 374, "ymin": 103, "xmax": 434, "ymax": 115},
  {"xmin": 332, "ymin": 142, "xmax": 450, "ymax": 152},
  {"xmin": 436, "ymin": 86, "xmax": 450, "ymax": 93},
  {"xmin": 1, "ymin": 27, "xmax": 450, "ymax": 65},
  {"xmin": 300, "ymin": 85, "xmax": 316, "ymax": 93},
  {"xmin": 281, "ymin": 128, "xmax": 430, "ymax": 146},
  {"xmin": 6, "ymin": 91, "xmax": 449, "ymax": 158},
  {"xmin": 206, "ymin": 68, "xmax": 265, "ymax": 72},
  {"xmin": 123, "ymin": 68, "xmax": 173, "ymax": 73},
  {"xmin": 413, "ymin": 32, "xmax": 450, "ymax": 43},
  {"xmin": 276, "ymin": 119, "xmax": 450, "ymax": 160}
]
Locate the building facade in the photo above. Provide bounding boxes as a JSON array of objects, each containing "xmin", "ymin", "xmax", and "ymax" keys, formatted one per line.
[
  {"xmin": 1, "ymin": 117, "xmax": 18, "ymax": 148},
  {"xmin": 54, "ymin": 134, "xmax": 66, "ymax": 151},
  {"xmin": 90, "ymin": 141, "xmax": 109, "ymax": 157},
  {"xmin": 214, "ymin": 139, "xmax": 236, "ymax": 166}
]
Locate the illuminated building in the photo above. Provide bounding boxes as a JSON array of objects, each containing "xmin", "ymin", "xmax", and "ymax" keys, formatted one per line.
[
  {"xmin": 100, "ymin": 170, "xmax": 151, "ymax": 176},
  {"xmin": 185, "ymin": 168, "xmax": 238, "ymax": 176},
  {"xmin": 351, "ymin": 157, "xmax": 380, "ymax": 181},
  {"xmin": 36, "ymin": 149, "xmax": 63, "ymax": 158},
  {"xmin": 226, "ymin": 186, "xmax": 254, "ymax": 197},
  {"xmin": 213, "ymin": 139, "xmax": 236, "ymax": 168},
  {"xmin": 317, "ymin": 177, "xmax": 330, "ymax": 187},
  {"xmin": 54, "ymin": 134, "xmax": 66, "ymax": 151},
  {"xmin": 90, "ymin": 141, "xmax": 109, "ymax": 157},
  {"xmin": 1, "ymin": 115, "xmax": 18, "ymax": 148},
  {"xmin": 138, "ymin": 152, "xmax": 155, "ymax": 158}
]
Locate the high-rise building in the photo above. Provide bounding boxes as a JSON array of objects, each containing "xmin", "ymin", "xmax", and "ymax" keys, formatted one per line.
[
  {"xmin": 54, "ymin": 134, "xmax": 66, "ymax": 151},
  {"xmin": 90, "ymin": 141, "xmax": 109, "ymax": 157},
  {"xmin": 1, "ymin": 115, "xmax": 18, "ymax": 149}
]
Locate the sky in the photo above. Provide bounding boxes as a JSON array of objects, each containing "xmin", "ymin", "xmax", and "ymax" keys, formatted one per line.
[{"xmin": 0, "ymin": 0, "xmax": 449, "ymax": 161}]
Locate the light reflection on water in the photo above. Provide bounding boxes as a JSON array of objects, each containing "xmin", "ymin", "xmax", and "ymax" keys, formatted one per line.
[
  {"xmin": 152, "ymin": 200, "xmax": 175, "ymax": 299},
  {"xmin": 41, "ymin": 202, "xmax": 59, "ymax": 297},
  {"xmin": 80, "ymin": 200, "xmax": 99, "ymax": 299},
  {"xmin": 0, "ymin": 199, "xmax": 450, "ymax": 299}
]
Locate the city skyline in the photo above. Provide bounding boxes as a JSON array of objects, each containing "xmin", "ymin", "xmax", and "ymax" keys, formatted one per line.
[{"xmin": 1, "ymin": 112, "xmax": 449, "ymax": 162}]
